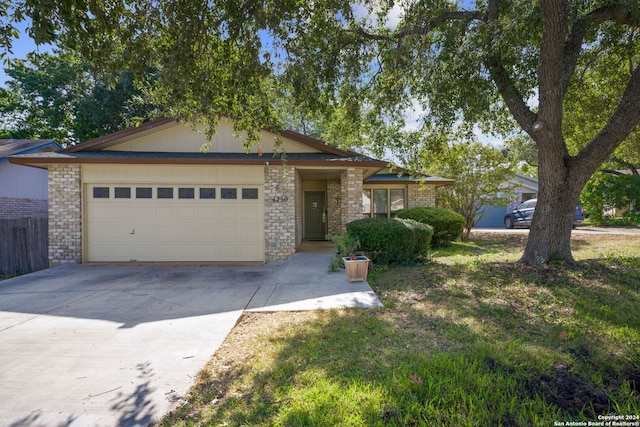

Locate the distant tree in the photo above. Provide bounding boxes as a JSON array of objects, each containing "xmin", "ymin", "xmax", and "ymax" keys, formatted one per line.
[
  {"xmin": 502, "ymin": 134, "xmax": 538, "ymax": 178},
  {"xmin": 580, "ymin": 161, "xmax": 640, "ymax": 224},
  {"xmin": 1, "ymin": 49, "xmax": 91, "ymax": 144},
  {"xmin": 426, "ymin": 141, "xmax": 516, "ymax": 240},
  {"xmin": 1, "ymin": 48, "xmax": 158, "ymax": 145}
]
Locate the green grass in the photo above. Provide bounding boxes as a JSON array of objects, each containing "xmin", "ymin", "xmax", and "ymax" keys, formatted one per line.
[{"xmin": 158, "ymin": 233, "xmax": 640, "ymax": 426}]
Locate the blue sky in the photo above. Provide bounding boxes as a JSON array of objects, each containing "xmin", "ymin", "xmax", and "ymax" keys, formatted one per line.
[{"xmin": 1, "ymin": 19, "xmax": 53, "ymax": 85}]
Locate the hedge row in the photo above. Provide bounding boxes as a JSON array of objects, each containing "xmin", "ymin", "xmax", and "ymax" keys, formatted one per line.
[
  {"xmin": 346, "ymin": 217, "xmax": 433, "ymax": 265},
  {"xmin": 395, "ymin": 207, "xmax": 465, "ymax": 247}
]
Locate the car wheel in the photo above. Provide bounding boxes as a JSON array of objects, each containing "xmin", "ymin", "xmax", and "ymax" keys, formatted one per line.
[{"xmin": 504, "ymin": 217, "xmax": 514, "ymax": 229}]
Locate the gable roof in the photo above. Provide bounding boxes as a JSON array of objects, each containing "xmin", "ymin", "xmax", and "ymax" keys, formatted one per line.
[
  {"xmin": 60, "ymin": 118, "xmax": 176, "ymax": 153},
  {"xmin": 0, "ymin": 139, "xmax": 61, "ymax": 161},
  {"xmin": 60, "ymin": 118, "xmax": 361, "ymax": 158},
  {"xmin": 8, "ymin": 118, "xmax": 389, "ymax": 171}
]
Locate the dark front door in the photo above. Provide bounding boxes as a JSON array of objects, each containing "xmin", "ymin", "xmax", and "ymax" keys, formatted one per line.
[{"xmin": 304, "ymin": 191, "xmax": 326, "ymax": 240}]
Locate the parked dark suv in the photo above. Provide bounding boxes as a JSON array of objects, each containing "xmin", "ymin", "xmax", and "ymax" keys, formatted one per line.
[{"xmin": 504, "ymin": 198, "xmax": 585, "ymax": 229}]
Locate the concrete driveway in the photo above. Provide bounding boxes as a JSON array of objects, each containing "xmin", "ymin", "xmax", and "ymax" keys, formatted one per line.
[{"xmin": 0, "ymin": 251, "xmax": 381, "ymax": 427}]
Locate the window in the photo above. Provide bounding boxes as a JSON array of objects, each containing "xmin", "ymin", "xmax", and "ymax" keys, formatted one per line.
[
  {"xmin": 390, "ymin": 189, "xmax": 405, "ymax": 215},
  {"xmin": 362, "ymin": 189, "xmax": 372, "ymax": 217},
  {"xmin": 200, "ymin": 188, "xmax": 216, "ymax": 199},
  {"xmin": 221, "ymin": 188, "xmax": 237, "ymax": 199},
  {"xmin": 178, "ymin": 187, "xmax": 195, "ymax": 199},
  {"xmin": 242, "ymin": 188, "xmax": 259, "ymax": 199},
  {"xmin": 115, "ymin": 187, "xmax": 131, "ymax": 199},
  {"xmin": 93, "ymin": 187, "xmax": 110, "ymax": 198},
  {"xmin": 363, "ymin": 188, "xmax": 406, "ymax": 218},
  {"xmin": 373, "ymin": 189, "xmax": 388, "ymax": 217},
  {"xmin": 136, "ymin": 187, "xmax": 152, "ymax": 199},
  {"xmin": 157, "ymin": 187, "xmax": 174, "ymax": 199}
]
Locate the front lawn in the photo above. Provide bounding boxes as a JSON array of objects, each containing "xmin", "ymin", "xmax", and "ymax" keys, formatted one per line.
[{"xmin": 158, "ymin": 233, "xmax": 640, "ymax": 426}]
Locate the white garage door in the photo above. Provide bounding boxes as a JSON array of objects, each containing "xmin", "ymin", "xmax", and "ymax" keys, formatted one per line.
[{"xmin": 86, "ymin": 184, "xmax": 264, "ymax": 262}]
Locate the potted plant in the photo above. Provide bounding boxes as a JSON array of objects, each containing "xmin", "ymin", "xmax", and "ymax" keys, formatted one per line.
[
  {"xmin": 329, "ymin": 234, "xmax": 371, "ymax": 282},
  {"xmin": 342, "ymin": 254, "xmax": 370, "ymax": 283}
]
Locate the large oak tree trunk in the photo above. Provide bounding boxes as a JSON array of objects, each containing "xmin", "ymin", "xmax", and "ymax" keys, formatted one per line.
[
  {"xmin": 491, "ymin": 0, "xmax": 640, "ymax": 265},
  {"xmin": 520, "ymin": 154, "xmax": 588, "ymax": 264}
]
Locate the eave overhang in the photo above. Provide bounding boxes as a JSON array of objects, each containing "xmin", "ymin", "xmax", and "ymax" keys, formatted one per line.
[{"xmin": 8, "ymin": 151, "xmax": 389, "ymax": 170}]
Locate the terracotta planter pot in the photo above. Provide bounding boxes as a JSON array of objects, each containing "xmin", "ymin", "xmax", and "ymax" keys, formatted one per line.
[{"xmin": 342, "ymin": 256, "xmax": 370, "ymax": 283}]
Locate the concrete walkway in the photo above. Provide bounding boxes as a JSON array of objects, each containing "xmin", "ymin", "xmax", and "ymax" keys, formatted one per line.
[{"xmin": 0, "ymin": 247, "xmax": 381, "ymax": 427}]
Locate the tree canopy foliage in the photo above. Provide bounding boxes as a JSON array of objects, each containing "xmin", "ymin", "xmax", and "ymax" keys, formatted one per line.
[
  {"xmin": 1, "ymin": 0, "xmax": 639, "ymax": 263},
  {"xmin": 1, "ymin": 48, "xmax": 159, "ymax": 145}
]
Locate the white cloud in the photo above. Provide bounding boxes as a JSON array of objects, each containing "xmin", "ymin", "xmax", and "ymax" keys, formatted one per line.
[{"xmin": 351, "ymin": 2, "xmax": 404, "ymax": 29}]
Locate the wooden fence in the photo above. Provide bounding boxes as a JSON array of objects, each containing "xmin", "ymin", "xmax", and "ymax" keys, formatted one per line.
[{"xmin": 0, "ymin": 217, "xmax": 48, "ymax": 276}]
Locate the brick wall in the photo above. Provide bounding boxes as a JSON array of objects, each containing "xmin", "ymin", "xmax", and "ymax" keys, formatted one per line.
[
  {"xmin": 326, "ymin": 179, "xmax": 342, "ymax": 236},
  {"xmin": 340, "ymin": 168, "xmax": 363, "ymax": 232},
  {"xmin": 0, "ymin": 197, "xmax": 48, "ymax": 219},
  {"xmin": 48, "ymin": 165, "xmax": 82, "ymax": 265},
  {"xmin": 407, "ymin": 183, "xmax": 436, "ymax": 208},
  {"xmin": 264, "ymin": 165, "xmax": 296, "ymax": 262}
]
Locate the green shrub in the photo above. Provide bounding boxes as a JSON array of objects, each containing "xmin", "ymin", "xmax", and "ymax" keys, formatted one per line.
[
  {"xmin": 346, "ymin": 217, "xmax": 433, "ymax": 265},
  {"xmin": 328, "ymin": 234, "xmax": 361, "ymax": 272},
  {"xmin": 396, "ymin": 207, "xmax": 465, "ymax": 247}
]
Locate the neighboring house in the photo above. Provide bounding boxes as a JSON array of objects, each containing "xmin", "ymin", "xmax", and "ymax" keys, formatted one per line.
[
  {"xmin": 10, "ymin": 118, "xmax": 453, "ymax": 265},
  {"xmin": 0, "ymin": 139, "xmax": 61, "ymax": 218},
  {"xmin": 1, "ymin": 139, "xmax": 62, "ymax": 275},
  {"xmin": 475, "ymin": 173, "xmax": 539, "ymax": 227}
]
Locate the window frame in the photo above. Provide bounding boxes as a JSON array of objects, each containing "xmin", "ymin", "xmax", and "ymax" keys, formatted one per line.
[{"xmin": 362, "ymin": 186, "xmax": 406, "ymax": 218}]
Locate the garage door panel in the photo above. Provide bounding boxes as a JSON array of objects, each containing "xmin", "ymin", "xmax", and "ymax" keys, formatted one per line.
[
  {"xmin": 86, "ymin": 184, "xmax": 264, "ymax": 262},
  {"xmin": 219, "ymin": 206, "xmax": 242, "ymax": 220},
  {"xmin": 217, "ymin": 225, "xmax": 239, "ymax": 241},
  {"xmin": 156, "ymin": 206, "xmax": 176, "ymax": 220},
  {"xmin": 111, "ymin": 244, "xmax": 135, "ymax": 260},
  {"xmin": 197, "ymin": 206, "xmax": 218, "ymax": 220},
  {"xmin": 134, "ymin": 206, "xmax": 155, "ymax": 221},
  {"xmin": 90, "ymin": 204, "xmax": 113, "ymax": 221},
  {"xmin": 151, "ymin": 225, "xmax": 176, "ymax": 240},
  {"xmin": 237, "ymin": 208, "xmax": 262, "ymax": 221},
  {"xmin": 237, "ymin": 224, "xmax": 262, "ymax": 241},
  {"xmin": 197, "ymin": 226, "xmax": 217, "ymax": 240},
  {"xmin": 176, "ymin": 224, "xmax": 200, "ymax": 241},
  {"xmin": 112, "ymin": 205, "xmax": 134, "ymax": 220},
  {"xmin": 177, "ymin": 206, "xmax": 196, "ymax": 221},
  {"xmin": 132, "ymin": 224, "xmax": 156, "ymax": 240},
  {"xmin": 88, "ymin": 224, "xmax": 114, "ymax": 240}
]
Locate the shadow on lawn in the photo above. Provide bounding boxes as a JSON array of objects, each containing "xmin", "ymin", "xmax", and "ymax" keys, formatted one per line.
[{"xmin": 162, "ymin": 258, "xmax": 639, "ymax": 426}]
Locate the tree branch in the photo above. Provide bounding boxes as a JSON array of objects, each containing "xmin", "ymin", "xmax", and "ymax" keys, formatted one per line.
[
  {"xmin": 484, "ymin": 0, "xmax": 536, "ymax": 133},
  {"xmin": 561, "ymin": 4, "xmax": 636, "ymax": 97},
  {"xmin": 537, "ymin": 0, "xmax": 568, "ymax": 135},
  {"xmin": 354, "ymin": 10, "xmax": 485, "ymax": 42},
  {"xmin": 572, "ymin": 62, "xmax": 640, "ymax": 173}
]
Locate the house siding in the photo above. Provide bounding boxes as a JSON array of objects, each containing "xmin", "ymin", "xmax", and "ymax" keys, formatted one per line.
[
  {"xmin": 264, "ymin": 165, "xmax": 296, "ymax": 262},
  {"xmin": 48, "ymin": 164, "xmax": 82, "ymax": 266},
  {"xmin": 407, "ymin": 183, "xmax": 436, "ymax": 208}
]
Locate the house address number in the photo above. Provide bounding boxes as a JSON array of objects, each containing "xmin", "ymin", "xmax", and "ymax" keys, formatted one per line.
[{"xmin": 272, "ymin": 195, "xmax": 289, "ymax": 203}]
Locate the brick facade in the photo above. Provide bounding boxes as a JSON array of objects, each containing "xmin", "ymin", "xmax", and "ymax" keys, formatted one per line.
[
  {"xmin": 44, "ymin": 162, "xmax": 438, "ymax": 265},
  {"xmin": 326, "ymin": 179, "xmax": 341, "ymax": 236},
  {"xmin": 407, "ymin": 182, "xmax": 436, "ymax": 208},
  {"xmin": 0, "ymin": 197, "xmax": 48, "ymax": 219},
  {"xmin": 264, "ymin": 165, "xmax": 297, "ymax": 262},
  {"xmin": 48, "ymin": 165, "xmax": 82, "ymax": 266},
  {"xmin": 340, "ymin": 168, "xmax": 364, "ymax": 232}
]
